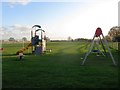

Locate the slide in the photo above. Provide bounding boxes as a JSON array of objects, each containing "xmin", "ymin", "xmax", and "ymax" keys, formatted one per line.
[{"xmin": 16, "ymin": 43, "xmax": 32, "ymax": 55}]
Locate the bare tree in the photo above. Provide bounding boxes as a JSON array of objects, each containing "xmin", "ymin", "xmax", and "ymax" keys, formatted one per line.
[
  {"xmin": 68, "ymin": 36, "xmax": 73, "ymax": 41},
  {"xmin": 46, "ymin": 37, "xmax": 50, "ymax": 42},
  {"xmin": 22, "ymin": 37, "xmax": 27, "ymax": 41}
]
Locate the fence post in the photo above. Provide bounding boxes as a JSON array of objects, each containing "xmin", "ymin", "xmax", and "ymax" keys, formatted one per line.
[
  {"xmin": 118, "ymin": 42, "xmax": 120, "ymax": 51},
  {"xmin": 118, "ymin": 42, "xmax": 120, "ymax": 66}
]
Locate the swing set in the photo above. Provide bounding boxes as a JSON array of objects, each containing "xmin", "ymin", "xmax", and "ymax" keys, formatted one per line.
[{"xmin": 81, "ymin": 27, "xmax": 117, "ymax": 66}]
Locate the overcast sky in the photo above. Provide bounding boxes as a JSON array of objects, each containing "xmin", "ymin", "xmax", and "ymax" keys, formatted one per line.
[{"xmin": 0, "ymin": 0, "xmax": 119, "ymax": 40}]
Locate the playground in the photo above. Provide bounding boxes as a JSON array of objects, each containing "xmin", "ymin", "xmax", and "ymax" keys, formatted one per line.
[
  {"xmin": 2, "ymin": 1, "xmax": 119, "ymax": 89},
  {"xmin": 2, "ymin": 41, "xmax": 119, "ymax": 88},
  {"xmin": 2, "ymin": 26, "xmax": 119, "ymax": 89}
]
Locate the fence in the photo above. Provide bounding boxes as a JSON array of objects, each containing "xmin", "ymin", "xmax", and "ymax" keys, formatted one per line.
[{"xmin": 108, "ymin": 42, "xmax": 120, "ymax": 51}]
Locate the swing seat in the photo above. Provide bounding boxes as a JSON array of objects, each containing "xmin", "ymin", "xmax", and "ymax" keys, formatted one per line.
[{"xmin": 92, "ymin": 50, "xmax": 99, "ymax": 52}]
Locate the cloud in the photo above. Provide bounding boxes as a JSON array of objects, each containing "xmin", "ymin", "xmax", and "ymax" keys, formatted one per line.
[
  {"xmin": 10, "ymin": 24, "xmax": 31, "ymax": 31},
  {"xmin": 0, "ymin": 27, "xmax": 14, "ymax": 40},
  {"xmin": 9, "ymin": 0, "xmax": 31, "ymax": 8},
  {"xmin": 1, "ymin": 24, "xmax": 31, "ymax": 40}
]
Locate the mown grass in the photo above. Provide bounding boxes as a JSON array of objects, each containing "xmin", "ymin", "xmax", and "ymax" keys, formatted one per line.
[{"xmin": 2, "ymin": 42, "xmax": 119, "ymax": 89}]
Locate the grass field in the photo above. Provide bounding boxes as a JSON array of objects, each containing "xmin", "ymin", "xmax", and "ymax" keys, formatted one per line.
[{"xmin": 2, "ymin": 42, "xmax": 119, "ymax": 89}]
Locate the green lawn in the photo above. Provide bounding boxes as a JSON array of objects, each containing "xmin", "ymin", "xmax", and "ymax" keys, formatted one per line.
[{"xmin": 2, "ymin": 42, "xmax": 119, "ymax": 89}]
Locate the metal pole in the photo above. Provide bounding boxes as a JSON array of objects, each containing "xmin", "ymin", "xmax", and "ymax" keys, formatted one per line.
[
  {"xmin": 81, "ymin": 34, "xmax": 95, "ymax": 65},
  {"xmin": 99, "ymin": 36, "xmax": 107, "ymax": 56},
  {"xmin": 23, "ymin": 40, "xmax": 24, "ymax": 48},
  {"xmin": 96, "ymin": 39, "xmax": 105, "ymax": 56},
  {"xmin": 101, "ymin": 33, "xmax": 117, "ymax": 66}
]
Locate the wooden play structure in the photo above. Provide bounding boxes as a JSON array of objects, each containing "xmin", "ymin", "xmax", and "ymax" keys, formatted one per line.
[{"xmin": 81, "ymin": 27, "xmax": 117, "ymax": 66}]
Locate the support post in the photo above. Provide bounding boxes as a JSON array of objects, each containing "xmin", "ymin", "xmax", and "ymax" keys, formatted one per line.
[
  {"xmin": 81, "ymin": 34, "xmax": 95, "ymax": 65},
  {"xmin": 101, "ymin": 34, "xmax": 117, "ymax": 66}
]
